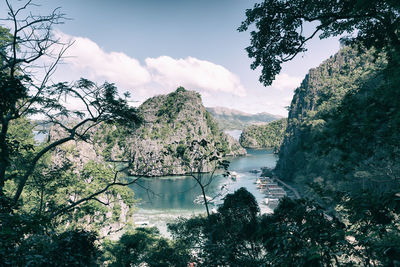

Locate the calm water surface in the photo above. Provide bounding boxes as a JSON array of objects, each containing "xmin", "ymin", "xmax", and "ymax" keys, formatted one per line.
[{"xmin": 130, "ymin": 149, "xmax": 277, "ymax": 233}]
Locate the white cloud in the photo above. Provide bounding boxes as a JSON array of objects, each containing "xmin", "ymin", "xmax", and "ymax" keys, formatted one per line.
[
  {"xmin": 55, "ymin": 32, "xmax": 151, "ymax": 89},
  {"xmin": 271, "ymin": 73, "xmax": 302, "ymax": 91},
  {"xmin": 145, "ymin": 56, "xmax": 247, "ymax": 97},
  {"xmin": 49, "ymin": 32, "xmax": 247, "ymax": 100},
  {"xmin": 41, "ymin": 32, "xmax": 283, "ymax": 115}
]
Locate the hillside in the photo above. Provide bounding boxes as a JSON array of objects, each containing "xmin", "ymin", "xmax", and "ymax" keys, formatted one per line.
[
  {"xmin": 275, "ymin": 46, "xmax": 397, "ymax": 194},
  {"xmin": 239, "ymin": 118, "xmax": 287, "ymax": 151},
  {"xmin": 124, "ymin": 87, "xmax": 246, "ymax": 176},
  {"xmin": 206, "ymin": 107, "xmax": 282, "ymax": 130}
]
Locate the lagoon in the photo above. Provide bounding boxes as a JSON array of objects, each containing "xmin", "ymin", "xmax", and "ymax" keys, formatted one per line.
[{"xmin": 130, "ymin": 149, "xmax": 277, "ymax": 233}]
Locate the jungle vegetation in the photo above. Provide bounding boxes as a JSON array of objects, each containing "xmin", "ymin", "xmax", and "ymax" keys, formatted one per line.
[{"xmin": 0, "ymin": 0, "xmax": 399, "ymax": 266}]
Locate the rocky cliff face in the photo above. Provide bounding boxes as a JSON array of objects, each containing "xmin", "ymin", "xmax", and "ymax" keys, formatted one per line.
[
  {"xmin": 127, "ymin": 87, "xmax": 246, "ymax": 176},
  {"xmin": 275, "ymin": 46, "xmax": 386, "ymax": 180}
]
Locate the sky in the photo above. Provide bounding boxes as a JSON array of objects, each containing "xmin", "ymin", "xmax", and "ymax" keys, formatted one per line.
[{"xmin": 4, "ymin": 0, "xmax": 342, "ymax": 116}]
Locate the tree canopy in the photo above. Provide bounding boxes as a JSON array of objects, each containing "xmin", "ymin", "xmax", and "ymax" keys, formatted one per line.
[
  {"xmin": 0, "ymin": 1, "xmax": 142, "ymax": 264},
  {"xmin": 0, "ymin": 0, "xmax": 141, "ymax": 208},
  {"xmin": 238, "ymin": 0, "xmax": 400, "ymax": 86}
]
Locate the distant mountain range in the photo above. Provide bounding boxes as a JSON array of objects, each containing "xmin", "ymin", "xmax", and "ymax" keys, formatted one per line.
[{"xmin": 206, "ymin": 107, "xmax": 283, "ymax": 130}]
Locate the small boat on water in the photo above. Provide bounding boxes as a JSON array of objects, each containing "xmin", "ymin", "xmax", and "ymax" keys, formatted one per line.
[
  {"xmin": 255, "ymin": 177, "xmax": 273, "ymax": 184},
  {"xmin": 266, "ymin": 187, "xmax": 287, "ymax": 194},
  {"xmin": 249, "ymin": 169, "xmax": 260, "ymax": 174},
  {"xmin": 257, "ymin": 183, "xmax": 267, "ymax": 189},
  {"xmin": 256, "ymin": 178, "xmax": 278, "ymax": 189},
  {"xmin": 264, "ymin": 197, "xmax": 280, "ymax": 205},
  {"xmin": 193, "ymin": 195, "xmax": 214, "ymax": 205},
  {"xmin": 229, "ymin": 171, "xmax": 238, "ymax": 180},
  {"xmin": 135, "ymin": 221, "xmax": 155, "ymax": 228}
]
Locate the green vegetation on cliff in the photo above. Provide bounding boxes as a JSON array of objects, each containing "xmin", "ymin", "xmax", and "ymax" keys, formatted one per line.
[
  {"xmin": 276, "ymin": 46, "xmax": 389, "ymax": 184},
  {"xmin": 126, "ymin": 87, "xmax": 246, "ymax": 176},
  {"xmin": 239, "ymin": 118, "xmax": 287, "ymax": 151},
  {"xmin": 271, "ymin": 45, "xmax": 400, "ymax": 265}
]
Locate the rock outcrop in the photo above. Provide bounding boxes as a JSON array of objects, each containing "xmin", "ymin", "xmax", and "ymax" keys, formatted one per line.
[
  {"xmin": 275, "ymin": 46, "xmax": 387, "ymax": 180},
  {"xmin": 127, "ymin": 87, "xmax": 246, "ymax": 176}
]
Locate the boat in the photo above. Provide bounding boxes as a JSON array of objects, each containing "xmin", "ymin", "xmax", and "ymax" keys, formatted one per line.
[
  {"xmin": 229, "ymin": 171, "xmax": 238, "ymax": 180},
  {"xmin": 134, "ymin": 221, "xmax": 155, "ymax": 228},
  {"xmin": 264, "ymin": 197, "xmax": 280, "ymax": 205},
  {"xmin": 255, "ymin": 177, "xmax": 274, "ymax": 184},
  {"xmin": 249, "ymin": 169, "xmax": 260, "ymax": 173},
  {"xmin": 193, "ymin": 195, "xmax": 214, "ymax": 205},
  {"xmin": 257, "ymin": 183, "xmax": 267, "ymax": 189},
  {"xmin": 266, "ymin": 188, "xmax": 287, "ymax": 194}
]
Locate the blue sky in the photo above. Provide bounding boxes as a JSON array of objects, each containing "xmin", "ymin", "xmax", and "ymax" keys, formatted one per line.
[{"xmin": 6, "ymin": 0, "xmax": 342, "ymax": 116}]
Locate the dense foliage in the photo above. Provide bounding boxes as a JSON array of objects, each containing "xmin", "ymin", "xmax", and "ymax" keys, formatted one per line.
[
  {"xmin": 240, "ymin": 0, "xmax": 400, "ymax": 265},
  {"xmin": 168, "ymin": 187, "xmax": 365, "ymax": 266},
  {"xmin": 0, "ymin": 118, "xmax": 138, "ymax": 265},
  {"xmin": 239, "ymin": 118, "xmax": 287, "ymax": 151},
  {"xmin": 0, "ymin": 2, "xmax": 140, "ymax": 265},
  {"xmin": 102, "ymin": 227, "xmax": 190, "ymax": 266},
  {"xmin": 238, "ymin": 0, "xmax": 400, "ymax": 86},
  {"xmin": 276, "ymin": 46, "xmax": 387, "ymax": 181},
  {"xmin": 1, "ymin": 0, "xmax": 400, "ymax": 265},
  {"xmin": 270, "ymin": 45, "xmax": 400, "ymax": 266},
  {"xmin": 240, "ymin": 10, "xmax": 400, "ymax": 267}
]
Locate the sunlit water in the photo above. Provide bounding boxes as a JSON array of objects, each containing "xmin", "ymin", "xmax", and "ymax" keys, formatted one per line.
[{"xmin": 129, "ymin": 149, "xmax": 277, "ymax": 234}]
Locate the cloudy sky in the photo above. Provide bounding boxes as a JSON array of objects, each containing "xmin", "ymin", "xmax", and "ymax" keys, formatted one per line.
[{"xmin": 10, "ymin": 0, "xmax": 341, "ymax": 116}]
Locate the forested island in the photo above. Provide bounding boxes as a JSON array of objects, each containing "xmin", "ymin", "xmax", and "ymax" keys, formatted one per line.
[
  {"xmin": 86, "ymin": 87, "xmax": 246, "ymax": 177},
  {"xmin": 239, "ymin": 118, "xmax": 287, "ymax": 151},
  {"xmin": 1, "ymin": 0, "xmax": 399, "ymax": 266},
  {"xmin": 124, "ymin": 87, "xmax": 246, "ymax": 176}
]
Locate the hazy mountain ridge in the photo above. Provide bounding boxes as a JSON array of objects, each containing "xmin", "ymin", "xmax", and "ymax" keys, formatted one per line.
[{"xmin": 206, "ymin": 106, "xmax": 283, "ymax": 130}]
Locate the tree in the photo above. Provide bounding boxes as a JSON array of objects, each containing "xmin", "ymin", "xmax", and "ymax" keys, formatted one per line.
[
  {"xmin": 169, "ymin": 188, "xmax": 265, "ymax": 266},
  {"xmin": 169, "ymin": 189, "xmax": 357, "ymax": 266},
  {"xmin": 103, "ymin": 227, "xmax": 190, "ymax": 267},
  {"xmin": 260, "ymin": 198, "xmax": 353, "ymax": 266},
  {"xmin": 179, "ymin": 139, "xmax": 230, "ymax": 217},
  {"xmin": 238, "ymin": 0, "xmax": 400, "ymax": 86},
  {"xmin": 0, "ymin": 0, "xmax": 141, "ymax": 208},
  {"xmin": 238, "ymin": 2, "xmax": 400, "ymax": 266},
  {"xmin": 14, "ymin": 229, "xmax": 99, "ymax": 266},
  {"xmin": 0, "ymin": 1, "xmax": 143, "ymax": 264}
]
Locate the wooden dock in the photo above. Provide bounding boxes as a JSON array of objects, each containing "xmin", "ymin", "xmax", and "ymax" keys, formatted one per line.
[{"xmin": 273, "ymin": 177, "xmax": 301, "ymax": 199}]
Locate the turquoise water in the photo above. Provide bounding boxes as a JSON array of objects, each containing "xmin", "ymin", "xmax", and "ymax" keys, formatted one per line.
[{"xmin": 130, "ymin": 149, "xmax": 277, "ymax": 233}]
